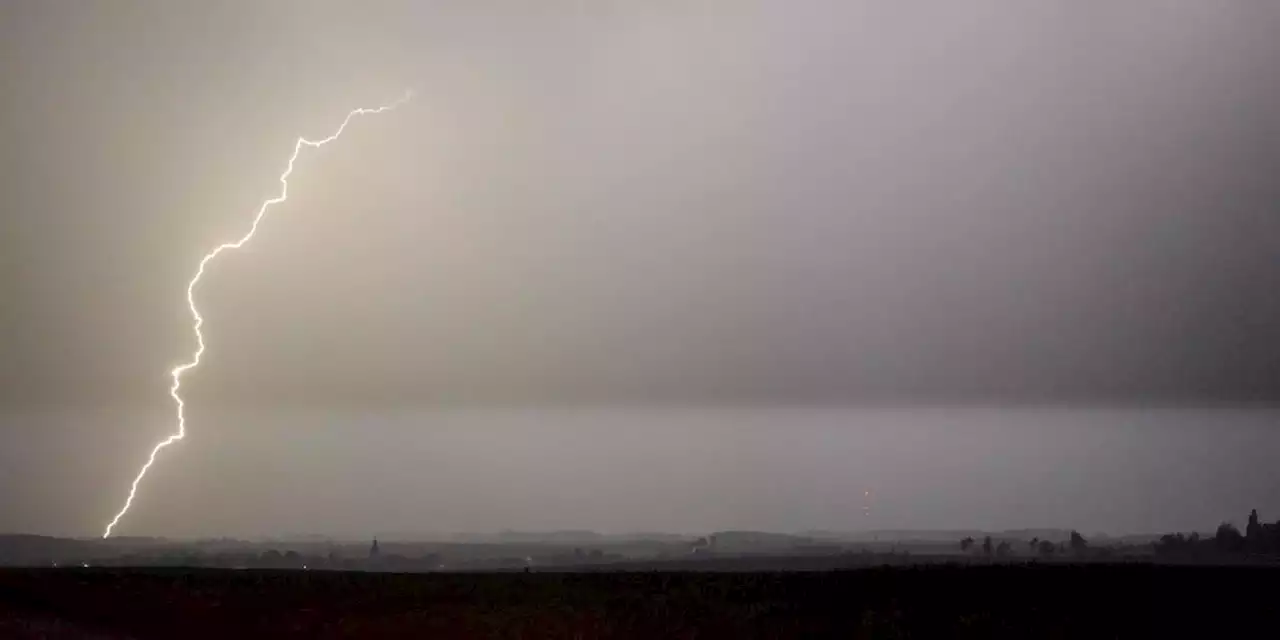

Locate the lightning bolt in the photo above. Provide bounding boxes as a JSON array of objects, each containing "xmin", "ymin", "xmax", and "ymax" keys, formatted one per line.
[{"xmin": 102, "ymin": 91, "xmax": 413, "ymax": 538}]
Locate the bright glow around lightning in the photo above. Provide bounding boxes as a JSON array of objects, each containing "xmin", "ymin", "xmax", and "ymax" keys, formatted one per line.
[{"xmin": 102, "ymin": 91, "xmax": 413, "ymax": 538}]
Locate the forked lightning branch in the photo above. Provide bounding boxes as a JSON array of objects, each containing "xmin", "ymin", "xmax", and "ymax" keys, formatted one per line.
[{"xmin": 102, "ymin": 92, "xmax": 413, "ymax": 538}]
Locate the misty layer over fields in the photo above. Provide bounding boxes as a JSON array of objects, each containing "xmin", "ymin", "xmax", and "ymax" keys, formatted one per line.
[{"xmin": 2, "ymin": 407, "xmax": 1276, "ymax": 538}]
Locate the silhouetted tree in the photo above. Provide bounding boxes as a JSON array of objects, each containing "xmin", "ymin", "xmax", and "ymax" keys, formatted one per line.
[
  {"xmin": 982, "ymin": 536, "xmax": 993, "ymax": 557},
  {"xmin": 260, "ymin": 549, "xmax": 283, "ymax": 568},
  {"xmin": 1037, "ymin": 540, "xmax": 1056, "ymax": 558},
  {"xmin": 1028, "ymin": 537, "xmax": 1039, "ymax": 553},
  {"xmin": 1215, "ymin": 522, "xmax": 1245, "ymax": 554},
  {"xmin": 1069, "ymin": 530, "xmax": 1088, "ymax": 555},
  {"xmin": 996, "ymin": 541, "xmax": 1012, "ymax": 558},
  {"xmin": 960, "ymin": 537, "xmax": 975, "ymax": 552},
  {"xmin": 1155, "ymin": 533, "xmax": 1185, "ymax": 556}
]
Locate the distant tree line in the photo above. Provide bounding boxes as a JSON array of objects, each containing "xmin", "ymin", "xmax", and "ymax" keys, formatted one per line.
[
  {"xmin": 66, "ymin": 539, "xmax": 632, "ymax": 572},
  {"xmin": 1155, "ymin": 509, "xmax": 1280, "ymax": 559},
  {"xmin": 960, "ymin": 530, "xmax": 1092, "ymax": 560}
]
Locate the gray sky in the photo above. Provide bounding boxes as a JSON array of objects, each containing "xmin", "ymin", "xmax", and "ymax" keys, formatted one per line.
[{"xmin": 2, "ymin": 1, "xmax": 1279, "ymax": 537}]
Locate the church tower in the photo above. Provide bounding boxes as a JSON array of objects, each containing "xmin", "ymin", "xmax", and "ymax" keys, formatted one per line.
[{"xmin": 369, "ymin": 537, "xmax": 380, "ymax": 559}]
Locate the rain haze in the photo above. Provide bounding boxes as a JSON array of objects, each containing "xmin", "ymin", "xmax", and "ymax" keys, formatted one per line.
[{"xmin": 2, "ymin": 1, "xmax": 1279, "ymax": 539}]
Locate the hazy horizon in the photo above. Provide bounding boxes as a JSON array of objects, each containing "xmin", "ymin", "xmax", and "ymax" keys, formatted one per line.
[{"xmin": 4, "ymin": 406, "xmax": 1277, "ymax": 539}]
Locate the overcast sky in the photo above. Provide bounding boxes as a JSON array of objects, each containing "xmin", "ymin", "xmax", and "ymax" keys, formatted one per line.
[{"xmin": 2, "ymin": 1, "xmax": 1279, "ymax": 537}]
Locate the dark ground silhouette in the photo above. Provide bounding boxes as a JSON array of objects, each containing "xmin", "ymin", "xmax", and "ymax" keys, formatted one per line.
[
  {"xmin": 3, "ymin": 510, "xmax": 1279, "ymax": 637},
  {"xmin": 2, "ymin": 564, "xmax": 1278, "ymax": 638}
]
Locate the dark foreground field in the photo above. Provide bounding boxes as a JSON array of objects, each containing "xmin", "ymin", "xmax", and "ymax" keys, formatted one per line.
[{"xmin": 2, "ymin": 564, "xmax": 1277, "ymax": 638}]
